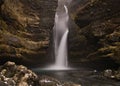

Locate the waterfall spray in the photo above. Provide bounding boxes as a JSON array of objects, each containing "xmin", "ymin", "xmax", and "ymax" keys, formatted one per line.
[
  {"xmin": 34, "ymin": 0, "xmax": 71, "ymax": 70},
  {"xmin": 46, "ymin": 0, "xmax": 70, "ymax": 70}
]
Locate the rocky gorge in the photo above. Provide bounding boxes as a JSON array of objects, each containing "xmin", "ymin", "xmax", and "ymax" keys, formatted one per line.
[
  {"xmin": 0, "ymin": 0, "xmax": 120, "ymax": 86},
  {"xmin": 0, "ymin": 0, "xmax": 120, "ymax": 67}
]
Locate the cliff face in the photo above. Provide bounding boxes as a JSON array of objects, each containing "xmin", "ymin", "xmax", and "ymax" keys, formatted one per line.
[
  {"xmin": 0, "ymin": 0, "xmax": 57, "ymax": 65},
  {"xmin": 69, "ymin": 0, "xmax": 120, "ymax": 63},
  {"xmin": 0, "ymin": 0, "xmax": 119, "ymax": 66}
]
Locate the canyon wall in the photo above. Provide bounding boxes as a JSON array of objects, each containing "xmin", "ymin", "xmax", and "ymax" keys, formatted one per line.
[
  {"xmin": 69, "ymin": 0, "xmax": 120, "ymax": 65},
  {"xmin": 0, "ymin": 0, "xmax": 57, "ymax": 66}
]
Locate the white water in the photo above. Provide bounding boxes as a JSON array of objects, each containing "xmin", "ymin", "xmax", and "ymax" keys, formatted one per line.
[
  {"xmin": 52, "ymin": 4, "xmax": 69, "ymax": 69},
  {"xmin": 41, "ymin": 1, "xmax": 71, "ymax": 70},
  {"xmin": 33, "ymin": 0, "xmax": 71, "ymax": 70},
  {"xmin": 55, "ymin": 29, "xmax": 69, "ymax": 67}
]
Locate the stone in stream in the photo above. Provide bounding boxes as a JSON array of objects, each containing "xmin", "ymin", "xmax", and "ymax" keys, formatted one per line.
[
  {"xmin": 0, "ymin": 61, "xmax": 82, "ymax": 86},
  {"xmin": 0, "ymin": 61, "xmax": 39, "ymax": 86},
  {"xmin": 0, "ymin": 81, "xmax": 8, "ymax": 86},
  {"xmin": 103, "ymin": 69, "xmax": 120, "ymax": 80}
]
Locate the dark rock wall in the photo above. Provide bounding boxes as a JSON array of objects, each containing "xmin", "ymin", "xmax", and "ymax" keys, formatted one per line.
[
  {"xmin": 0, "ymin": 0, "xmax": 119, "ymax": 67},
  {"xmin": 0, "ymin": 0, "xmax": 57, "ymax": 66},
  {"xmin": 69, "ymin": 0, "xmax": 120, "ymax": 64}
]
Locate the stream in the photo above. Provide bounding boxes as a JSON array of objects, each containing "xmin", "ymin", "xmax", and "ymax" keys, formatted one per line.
[{"xmin": 34, "ymin": 68, "xmax": 120, "ymax": 86}]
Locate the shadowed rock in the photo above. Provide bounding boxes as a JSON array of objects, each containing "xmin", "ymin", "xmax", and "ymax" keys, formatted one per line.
[
  {"xmin": 0, "ymin": 61, "xmax": 81, "ymax": 86},
  {"xmin": 0, "ymin": 0, "xmax": 57, "ymax": 66},
  {"xmin": 69, "ymin": 0, "xmax": 120, "ymax": 64}
]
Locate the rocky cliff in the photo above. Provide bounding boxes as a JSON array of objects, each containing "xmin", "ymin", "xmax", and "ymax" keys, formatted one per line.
[
  {"xmin": 0, "ymin": 0, "xmax": 57, "ymax": 65},
  {"xmin": 0, "ymin": 0, "xmax": 120, "ymax": 67},
  {"xmin": 69, "ymin": 0, "xmax": 120, "ymax": 64}
]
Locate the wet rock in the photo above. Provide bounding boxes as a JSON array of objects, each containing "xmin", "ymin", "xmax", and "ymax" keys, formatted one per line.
[
  {"xmin": 39, "ymin": 76, "xmax": 82, "ymax": 86},
  {"xmin": 103, "ymin": 69, "xmax": 113, "ymax": 78},
  {"xmin": 63, "ymin": 82, "xmax": 81, "ymax": 86},
  {"xmin": 103, "ymin": 69, "xmax": 120, "ymax": 80},
  {"xmin": 0, "ymin": 61, "xmax": 81, "ymax": 86},
  {"xmin": 39, "ymin": 75, "xmax": 61, "ymax": 86},
  {"xmin": 0, "ymin": 81, "xmax": 8, "ymax": 86},
  {"xmin": 0, "ymin": 61, "xmax": 39, "ymax": 86}
]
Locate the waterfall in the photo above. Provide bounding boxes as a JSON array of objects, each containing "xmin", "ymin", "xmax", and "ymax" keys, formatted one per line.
[
  {"xmin": 54, "ymin": 5, "xmax": 69, "ymax": 68},
  {"xmin": 50, "ymin": 1, "xmax": 69, "ymax": 69},
  {"xmin": 55, "ymin": 29, "xmax": 69, "ymax": 67},
  {"xmin": 33, "ymin": 0, "xmax": 71, "ymax": 70}
]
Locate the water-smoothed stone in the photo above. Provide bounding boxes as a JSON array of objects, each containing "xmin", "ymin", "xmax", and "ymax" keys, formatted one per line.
[
  {"xmin": 39, "ymin": 75, "xmax": 82, "ymax": 86},
  {"xmin": 39, "ymin": 75, "xmax": 62, "ymax": 86},
  {"xmin": 103, "ymin": 69, "xmax": 120, "ymax": 80},
  {"xmin": 0, "ymin": 61, "xmax": 82, "ymax": 86},
  {"xmin": 0, "ymin": 61, "xmax": 39, "ymax": 86}
]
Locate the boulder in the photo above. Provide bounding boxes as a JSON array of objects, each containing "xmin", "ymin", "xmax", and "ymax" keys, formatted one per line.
[
  {"xmin": 0, "ymin": 61, "xmax": 39, "ymax": 86},
  {"xmin": 0, "ymin": 61, "xmax": 82, "ymax": 86}
]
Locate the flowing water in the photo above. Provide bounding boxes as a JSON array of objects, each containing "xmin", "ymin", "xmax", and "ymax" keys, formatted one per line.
[
  {"xmin": 52, "ymin": 0, "xmax": 69, "ymax": 69},
  {"xmin": 54, "ymin": 29, "xmax": 69, "ymax": 67},
  {"xmin": 33, "ymin": 0, "xmax": 71, "ymax": 70},
  {"xmin": 42, "ymin": 0, "xmax": 71, "ymax": 70},
  {"xmin": 36, "ymin": 70, "xmax": 120, "ymax": 86},
  {"xmin": 33, "ymin": 0, "xmax": 120, "ymax": 85}
]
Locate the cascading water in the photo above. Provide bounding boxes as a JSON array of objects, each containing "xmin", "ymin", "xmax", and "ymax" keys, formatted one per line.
[
  {"xmin": 34, "ymin": 0, "xmax": 71, "ymax": 70},
  {"xmin": 48, "ymin": 0, "xmax": 70, "ymax": 70},
  {"xmin": 53, "ymin": 4, "xmax": 69, "ymax": 68}
]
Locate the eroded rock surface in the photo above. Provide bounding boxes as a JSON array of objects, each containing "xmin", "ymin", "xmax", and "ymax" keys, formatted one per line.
[
  {"xmin": 69, "ymin": 0, "xmax": 120, "ymax": 64},
  {"xmin": 0, "ymin": 0, "xmax": 57, "ymax": 65}
]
